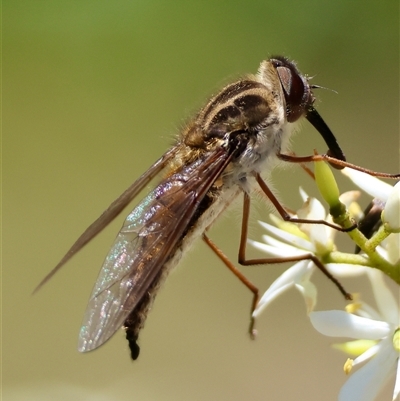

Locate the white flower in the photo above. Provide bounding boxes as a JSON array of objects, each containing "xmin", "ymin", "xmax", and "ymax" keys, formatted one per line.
[
  {"xmin": 251, "ymin": 189, "xmax": 366, "ymax": 317},
  {"xmin": 310, "ymin": 269, "xmax": 400, "ymax": 401},
  {"xmin": 342, "ymin": 167, "xmax": 394, "ymax": 201},
  {"xmin": 342, "ymin": 168, "xmax": 400, "ymax": 262},
  {"xmin": 382, "ymin": 182, "xmax": 400, "ymax": 232},
  {"xmin": 342, "ymin": 168, "xmax": 400, "ymax": 232},
  {"xmin": 381, "ymin": 233, "xmax": 400, "ymax": 265},
  {"xmin": 252, "ymin": 260, "xmax": 317, "ymax": 317}
]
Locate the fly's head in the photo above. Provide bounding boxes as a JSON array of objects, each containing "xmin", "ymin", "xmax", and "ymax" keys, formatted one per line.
[
  {"xmin": 270, "ymin": 56, "xmax": 315, "ymax": 123},
  {"xmin": 260, "ymin": 56, "xmax": 346, "ymax": 163}
]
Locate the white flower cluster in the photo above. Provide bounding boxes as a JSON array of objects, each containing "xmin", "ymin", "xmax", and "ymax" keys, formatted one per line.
[{"xmin": 251, "ymin": 165, "xmax": 400, "ymax": 401}]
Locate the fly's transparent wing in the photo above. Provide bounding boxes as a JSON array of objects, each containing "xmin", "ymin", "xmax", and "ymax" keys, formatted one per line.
[
  {"xmin": 78, "ymin": 147, "xmax": 233, "ymax": 352},
  {"xmin": 34, "ymin": 147, "xmax": 179, "ymax": 293}
]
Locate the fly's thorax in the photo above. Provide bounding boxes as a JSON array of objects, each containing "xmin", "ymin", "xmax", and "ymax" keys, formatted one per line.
[
  {"xmin": 184, "ymin": 76, "xmax": 285, "ymax": 147},
  {"xmin": 179, "ymin": 65, "xmax": 290, "ymax": 183}
]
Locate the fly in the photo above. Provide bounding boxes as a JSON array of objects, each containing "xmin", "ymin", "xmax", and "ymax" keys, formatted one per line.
[{"xmin": 36, "ymin": 56, "xmax": 398, "ymax": 360}]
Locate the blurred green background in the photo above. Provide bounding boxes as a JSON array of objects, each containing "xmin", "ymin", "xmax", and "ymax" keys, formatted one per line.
[{"xmin": 3, "ymin": 1, "xmax": 399, "ymax": 400}]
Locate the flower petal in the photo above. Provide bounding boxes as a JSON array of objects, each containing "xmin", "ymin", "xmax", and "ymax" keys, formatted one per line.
[
  {"xmin": 383, "ymin": 233, "xmax": 400, "ymax": 265},
  {"xmin": 296, "ymin": 196, "xmax": 334, "ymax": 251},
  {"xmin": 295, "ymin": 279, "xmax": 317, "ymax": 313},
  {"xmin": 258, "ymin": 221, "xmax": 315, "ymax": 252},
  {"xmin": 393, "ymin": 358, "xmax": 400, "ymax": 400},
  {"xmin": 326, "ymin": 263, "xmax": 368, "ymax": 277},
  {"xmin": 249, "ymin": 239, "xmax": 308, "ymax": 258},
  {"xmin": 339, "ymin": 190, "xmax": 361, "ymax": 209},
  {"xmin": 339, "ymin": 340, "xmax": 397, "ymax": 401},
  {"xmin": 297, "ymin": 196, "xmax": 326, "ymax": 221},
  {"xmin": 309, "ymin": 310, "xmax": 391, "ymax": 339},
  {"xmin": 253, "ymin": 260, "xmax": 311, "ymax": 317},
  {"xmin": 366, "ymin": 269, "xmax": 399, "ymax": 325},
  {"xmin": 299, "ymin": 187, "xmax": 309, "ymax": 202},
  {"xmin": 352, "ymin": 341, "xmax": 381, "ymax": 366},
  {"xmin": 342, "ymin": 168, "xmax": 392, "ymax": 201},
  {"xmin": 382, "ymin": 181, "xmax": 400, "ymax": 231}
]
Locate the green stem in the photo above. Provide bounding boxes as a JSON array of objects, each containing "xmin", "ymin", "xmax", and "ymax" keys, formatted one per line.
[
  {"xmin": 331, "ymin": 206, "xmax": 400, "ymax": 283},
  {"xmin": 325, "ymin": 251, "xmax": 372, "ymax": 266}
]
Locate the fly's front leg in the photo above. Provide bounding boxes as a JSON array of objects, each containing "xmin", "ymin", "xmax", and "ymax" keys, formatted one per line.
[
  {"xmin": 253, "ymin": 172, "xmax": 353, "ymax": 232},
  {"xmin": 239, "ymin": 185, "xmax": 351, "ymax": 300},
  {"xmin": 278, "ymin": 152, "xmax": 400, "ymax": 179}
]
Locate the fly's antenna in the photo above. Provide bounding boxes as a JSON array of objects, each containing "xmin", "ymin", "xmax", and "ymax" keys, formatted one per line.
[{"xmin": 310, "ymin": 84, "xmax": 338, "ymax": 94}]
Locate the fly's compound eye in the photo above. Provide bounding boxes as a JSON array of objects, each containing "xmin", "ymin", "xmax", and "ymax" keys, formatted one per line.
[{"xmin": 272, "ymin": 57, "xmax": 314, "ymax": 123}]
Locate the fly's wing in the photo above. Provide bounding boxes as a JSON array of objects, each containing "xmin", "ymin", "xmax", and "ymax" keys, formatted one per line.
[
  {"xmin": 78, "ymin": 146, "xmax": 233, "ymax": 352},
  {"xmin": 34, "ymin": 147, "xmax": 179, "ymax": 293}
]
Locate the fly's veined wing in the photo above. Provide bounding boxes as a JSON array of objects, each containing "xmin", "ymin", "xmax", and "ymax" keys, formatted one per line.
[
  {"xmin": 78, "ymin": 146, "xmax": 234, "ymax": 352},
  {"xmin": 34, "ymin": 147, "xmax": 179, "ymax": 294}
]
